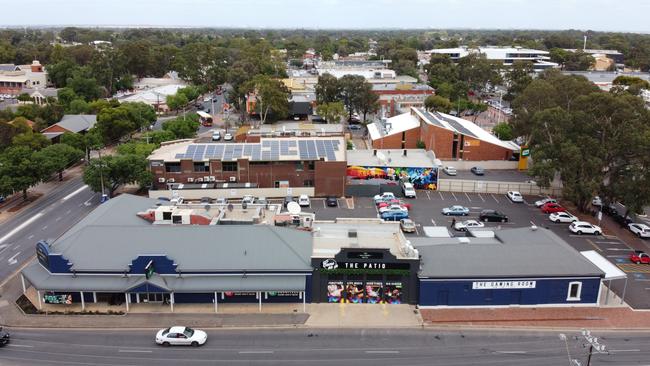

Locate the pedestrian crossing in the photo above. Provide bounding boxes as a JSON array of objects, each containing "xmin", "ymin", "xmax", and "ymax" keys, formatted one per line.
[{"xmin": 617, "ymin": 263, "xmax": 650, "ymax": 273}]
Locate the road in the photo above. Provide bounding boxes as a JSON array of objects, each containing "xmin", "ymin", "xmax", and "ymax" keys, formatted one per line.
[
  {"xmin": 0, "ymin": 176, "xmax": 101, "ymax": 283},
  {"xmin": 0, "ymin": 328, "xmax": 647, "ymax": 365}
]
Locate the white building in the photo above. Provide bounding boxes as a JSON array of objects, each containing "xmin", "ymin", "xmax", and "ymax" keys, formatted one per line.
[{"xmin": 422, "ymin": 46, "xmax": 558, "ymax": 71}]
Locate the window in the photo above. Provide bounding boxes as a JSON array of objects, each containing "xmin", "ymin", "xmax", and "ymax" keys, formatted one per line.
[
  {"xmin": 296, "ymin": 161, "xmax": 304, "ymax": 171},
  {"xmin": 193, "ymin": 162, "xmax": 209, "ymax": 172},
  {"xmin": 222, "ymin": 162, "xmax": 238, "ymax": 172},
  {"xmin": 308, "ymin": 161, "xmax": 315, "ymax": 170},
  {"xmin": 165, "ymin": 162, "xmax": 181, "ymax": 173},
  {"xmin": 303, "ymin": 180, "xmax": 314, "ymax": 187},
  {"xmin": 567, "ymin": 281, "xmax": 582, "ymax": 301},
  {"xmin": 162, "ymin": 212, "xmax": 172, "ymax": 221}
]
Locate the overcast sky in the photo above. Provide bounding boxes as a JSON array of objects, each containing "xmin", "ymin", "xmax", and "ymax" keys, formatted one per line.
[{"xmin": 4, "ymin": 0, "xmax": 650, "ymax": 32}]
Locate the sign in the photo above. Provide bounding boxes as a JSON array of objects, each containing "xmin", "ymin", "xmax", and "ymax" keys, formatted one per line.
[
  {"xmin": 472, "ymin": 281, "xmax": 536, "ymax": 290},
  {"xmin": 347, "ymin": 251, "xmax": 384, "ymax": 260},
  {"xmin": 268, "ymin": 291, "xmax": 299, "ymax": 297},
  {"xmin": 521, "ymin": 148, "xmax": 531, "ymax": 157},
  {"xmin": 321, "ymin": 259, "xmax": 409, "ymax": 270},
  {"xmin": 322, "ymin": 259, "xmax": 338, "ymax": 270},
  {"xmin": 43, "ymin": 294, "xmax": 72, "ymax": 304},
  {"xmin": 36, "ymin": 241, "xmax": 50, "ymax": 270},
  {"xmin": 464, "ymin": 140, "xmax": 480, "ymax": 147},
  {"xmin": 144, "ymin": 260, "xmax": 155, "ymax": 279}
]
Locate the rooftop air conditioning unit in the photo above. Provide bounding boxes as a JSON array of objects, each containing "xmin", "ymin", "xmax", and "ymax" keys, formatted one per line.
[
  {"xmin": 167, "ymin": 178, "xmax": 175, "ymax": 183},
  {"xmin": 209, "ymin": 176, "xmax": 216, "ymax": 182},
  {"xmin": 158, "ymin": 177, "xmax": 166, "ymax": 183},
  {"xmin": 195, "ymin": 178, "xmax": 203, "ymax": 182},
  {"xmin": 187, "ymin": 177, "xmax": 194, "ymax": 183},
  {"xmin": 229, "ymin": 176, "xmax": 237, "ymax": 182}
]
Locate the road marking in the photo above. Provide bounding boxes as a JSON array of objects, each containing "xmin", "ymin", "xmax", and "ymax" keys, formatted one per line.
[
  {"xmin": 66, "ymin": 210, "xmax": 71, "ymax": 215},
  {"xmin": 465, "ymin": 193, "xmax": 471, "ymax": 201},
  {"xmin": 596, "ymin": 241, "xmax": 624, "ymax": 244},
  {"xmin": 27, "ymin": 235, "xmax": 34, "ymax": 240},
  {"xmin": 494, "ymin": 351, "xmax": 526, "ymax": 354},
  {"xmin": 609, "ymin": 349, "xmax": 640, "ymax": 352},
  {"xmin": 438, "ymin": 191, "xmax": 444, "ymax": 200},
  {"xmin": 431, "ymin": 219, "xmax": 436, "ymax": 225},
  {"xmin": 491, "ymin": 194, "xmax": 499, "ymax": 203},
  {"xmin": 586, "ymin": 239, "xmax": 602, "ymax": 252},
  {"xmin": 42, "ymin": 226, "xmax": 48, "ymax": 230},
  {"xmin": 7, "ymin": 252, "xmax": 20, "ymax": 265},
  {"xmin": 55, "ymin": 216, "xmax": 62, "ymax": 222},
  {"xmin": 62, "ymin": 185, "xmax": 88, "ymax": 201},
  {"xmin": 618, "ymin": 264, "xmax": 650, "ymax": 273},
  {"xmin": 451, "ymin": 192, "xmax": 458, "ymax": 201},
  {"xmin": 414, "ymin": 225, "xmax": 419, "ymax": 235},
  {"xmin": 426, "ymin": 191, "xmax": 431, "ymax": 200},
  {"xmin": 7, "ymin": 344, "xmax": 33, "ymax": 348},
  {"xmin": 322, "ymin": 199, "xmax": 326, "ymax": 208},
  {"xmin": 13, "ymin": 244, "xmax": 20, "ymax": 250},
  {"xmin": 478, "ymin": 193, "xmax": 485, "ymax": 202},
  {"xmin": 118, "ymin": 349, "xmax": 153, "ymax": 353},
  {"xmin": 607, "ymin": 255, "xmax": 630, "ymax": 258},
  {"xmin": 239, "ymin": 351, "xmax": 274, "ymax": 354},
  {"xmin": 365, "ymin": 350, "xmax": 399, "ymax": 354},
  {"xmin": 607, "ymin": 248, "xmax": 631, "ymax": 251},
  {"xmin": 0, "ymin": 212, "xmax": 43, "ymax": 244}
]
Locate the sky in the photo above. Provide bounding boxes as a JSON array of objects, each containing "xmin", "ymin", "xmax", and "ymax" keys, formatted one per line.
[{"xmin": 4, "ymin": 0, "xmax": 650, "ymax": 33}]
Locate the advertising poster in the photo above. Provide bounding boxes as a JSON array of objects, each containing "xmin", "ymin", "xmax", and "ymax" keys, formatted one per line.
[
  {"xmin": 384, "ymin": 282, "xmax": 403, "ymax": 304},
  {"xmin": 365, "ymin": 282, "xmax": 383, "ymax": 304},
  {"xmin": 345, "ymin": 281, "xmax": 365, "ymax": 304},
  {"xmin": 346, "ymin": 166, "xmax": 438, "ymax": 190},
  {"xmin": 327, "ymin": 281, "xmax": 344, "ymax": 303}
]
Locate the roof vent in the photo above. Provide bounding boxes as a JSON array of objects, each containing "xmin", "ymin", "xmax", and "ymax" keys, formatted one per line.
[{"xmin": 348, "ymin": 230, "xmax": 357, "ymax": 238}]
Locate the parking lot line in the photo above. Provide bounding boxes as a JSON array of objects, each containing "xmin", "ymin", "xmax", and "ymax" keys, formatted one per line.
[
  {"xmin": 430, "ymin": 219, "xmax": 436, "ymax": 225},
  {"xmin": 586, "ymin": 239, "xmax": 602, "ymax": 252},
  {"xmin": 451, "ymin": 192, "xmax": 458, "ymax": 201},
  {"xmin": 426, "ymin": 191, "xmax": 431, "ymax": 200},
  {"xmin": 478, "ymin": 193, "xmax": 485, "ymax": 202},
  {"xmin": 438, "ymin": 191, "xmax": 444, "ymax": 200},
  {"xmin": 323, "ymin": 199, "xmax": 326, "ymax": 209},
  {"xmin": 491, "ymin": 194, "xmax": 499, "ymax": 203},
  {"xmin": 346, "ymin": 198, "xmax": 355, "ymax": 210},
  {"xmin": 465, "ymin": 193, "xmax": 471, "ymax": 201}
]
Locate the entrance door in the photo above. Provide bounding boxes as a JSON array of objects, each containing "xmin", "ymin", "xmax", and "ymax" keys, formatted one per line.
[{"xmin": 437, "ymin": 290, "xmax": 449, "ymax": 306}]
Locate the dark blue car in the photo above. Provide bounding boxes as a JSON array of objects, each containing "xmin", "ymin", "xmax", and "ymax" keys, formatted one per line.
[{"xmin": 381, "ymin": 210, "xmax": 409, "ymax": 221}]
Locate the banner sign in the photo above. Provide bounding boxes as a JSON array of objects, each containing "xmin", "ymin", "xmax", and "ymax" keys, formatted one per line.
[
  {"xmin": 43, "ymin": 294, "xmax": 72, "ymax": 304},
  {"xmin": 472, "ymin": 281, "xmax": 536, "ymax": 290}
]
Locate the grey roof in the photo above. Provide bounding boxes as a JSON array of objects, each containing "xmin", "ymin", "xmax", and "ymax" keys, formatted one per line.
[
  {"xmin": 48, "ymin": 195, "xmax": 313, "ymax": 273},
  {"xmin": 23, "ymin": 88, "xmax": 59, "ymax": 97},
  {"xmin": 23, "ymin": 262, "xmax": 306, "ymax": 292},
  {"xmin": 563, "ymin": 71, "xmax": 650, "ymax": 84},
  {"xmin": 55, "ymin": 114, "xmax": 97, "ymax": 133},
  {"xmin": 346, "ymin": 149, "xmax": 436, "ymax": 168},
  {"xmin": 416, "ymin": 227, "xmax": 605, "ymax": 279},
  {"xmin": 0, "ymin": 64, "xmax": 18, "ymax": 71}
]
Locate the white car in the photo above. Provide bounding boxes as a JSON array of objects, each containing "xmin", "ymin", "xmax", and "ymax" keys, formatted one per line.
[
  {"xmin": 379, "ymin": 204, "xmax": 408, "ymax": 214},
  {"xmin": 373, "ymin": 192, "xmax": 395, "ymax": 203},
  {"xmin": 535, "ymin": 197, "xmax": 557, "ymax": 208},
  {"xmin": 629, "ymin": 223, "xmax": 650, "ymax": 238},
  {"xmin": 592, "ymin": 196, "xmax": 602, "ymax": 206},
  {"xmin": 442, "ymin": 166, "xmax": 457, "ymax": 176},
  {"xmin": 155, "ymin": 326, "xmax": 207, "ymax": 347},
  {"xmin": 223, "ymin": 133, "xmax": 233, "ymax": 141},
  {"xmin": 211, "ymin": 131, "xmax": 221, "ymax": 141},
  {"xmin": 454, "ymin": 220, "xmax": 485, "ymax": 231},
  {"xmin": 569, "ymin": 221, "xmax": 602, "ymax": 235},
  {"xmin": 298, "ymin": 194, "xmax": 310, "ymax": 207},
  {"xmin": 506, "ymin": 191, "xmax": 523, "ymax": 203},
  {"xmin": 549, "ymin": 211, "xmax": 578, "ymax": 223}
]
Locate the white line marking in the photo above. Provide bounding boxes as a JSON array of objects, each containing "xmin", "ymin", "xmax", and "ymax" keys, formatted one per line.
[
  {"xmin": 607, "ymin": 248, "xmax": 631, "ymax": 251},
  {"xmin": 431, "ymin": 219, "xmax": 436, "ymax": 225},
  {"xmin": 451, "ymin": 192, "xmax": 458, "ymax": 201},
  {"xmin": 62, "ymin": 185, "xmax": 88, "ymax": 201},
  {"xmin": 118, "ymin": 349, "xmax": 153, "ymax": 353},
  {"xmin": 7, "ymin": 252, "xmax": 20, "ymax": 265},
  {"xmin": 42, "ymin": 226, "xmax": 48, "ymax": 230},
  {"xmin": 7, "ymin": 344, "xmax": 33, "ymax": 348},
  {"xmin": 438, "ymin": 191, "xmax": 444, "ymax": 200},
  {"xmin": 465, "ymin": 193, "xmax": 471, "ymax": 201},
  {"xmin": 426, "ymin": 191, "xmax": 431, "ymax": 200},
  {"xmin": 596, "ymin": 241, "xmax": 624, "ymax": 244},
  {"xmin": 492, "ymin": 194, "xmax": 499, "ymax": 203},
  {"xmin": 478, "ymin": 193, "xmax": 485, "ymax": 202},
  {"xmin": 239, "ymin": 351, "xmax": 274, "ymax": 354},
  {"xmin": 27, "ymin": 235, "xmax": 34, "ymax": 240},
  {"xmin": 323, "ymin": 199, "xmax": 326, "ymax": 208},
  {"xmin": 55, "ymin": 216, "xmax": 62, "ymax": 222},
  {"xmin": 0, "ymin": 212, "xmax": 43, "ymax": 244},
  {"xmin": 494, "ymin": 351, "xmax": 526, "ymax": 354},
  {"xmin": 12, "ymin": 244, "xmax": 20, "ymax": 250},
  {"xmin": 365, "ymin": 350, "xmax": 399, "ymax": 354},
  {"xmin": 609, "ymin": 349, "xmax": 640, "ymax": 352}
]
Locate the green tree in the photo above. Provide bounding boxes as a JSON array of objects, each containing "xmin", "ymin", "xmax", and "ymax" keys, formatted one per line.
[
  {"xmin": 315, "ymin": 73, "xmax": 341, "ymax": 104},
  {"xmin": 57, "ymin": 87, "xmax": 78, "ymax": 108},
  {"xmin": 338, "ymin": 75, "xmax": 366, "ymax": 120},
  {"xmin": 12, "ymin": 131, "xmax": 50, "ymax": 150},
  {"xmin": 0, "ymin": 146, "xmax": 47, "ymax": 200},
  {"xmin": 116, "ymin": 142, "xmax": 157, "ymax": 158},
  {"xmin": 612, "ymin": 75, "xmax": 650, "ymax": 95},
  {"xmin": 177, "ymin": 86, "xmax": 200, "ymax": 103},
  {"xmin": 95, "ymin": 106, "xmax": 137, "ymax": 143},
  {"xmin": 60, "ymin": 129, "xmax": 103, "ymax": 161},
  {"xmin": 17, "ymin": 93, "xmax": 32, "ymax": 102},
  {"xmin": 457, "ymin": 53, "xmax": 502, "ymax": 92},
  {"xmin": 316, "ymin": 102, "xmax": 346, "ymax": 124},
  {"xmin": 424, "ymin": 95, "xmax": 453, "ymax": 113},
  {"xmin": 240, "ymin": 75, "xmax": 289, "ymax": 124},
  {"xmin": 83, "ymin": 154, "xmax": 152, "ymax": 197},
  {"xmin": 357, "ymin": 83, "xmax": 379, "ymax": 122},
  {"xmin": 504, "ymin": 61, "xmax": 534, "ymax": 101},
  {"xmin": 47, "ymin": 60, "xmax": 80, "ymax": 88},
  {"xmin": 35, "ymin": 143, "xmax": 84, "ymax": 181},
  {"xmin": 66, "ymin": 69, "xmax": 102, "ymax": 101},
  {"xmin": 162, "ymin": 115, "xmax": 200, "ymax": 139},
  {"xmin": 121, "ymin": 102, "xmax": 157, "ymax": 131},
  {"xmin": 492, "ymin": 122, "xmax": 513, "ymax": 140},
  {"xmin": 166, "ymin": 93, "xmax": 188, "ymax": 114},
  {"xmin": 68, "ymin": 98, "xmax": 90, "ymax": 114},
  {"xmin": 142, "ymin": 130, "xmax": 176, "ymax": 145}
]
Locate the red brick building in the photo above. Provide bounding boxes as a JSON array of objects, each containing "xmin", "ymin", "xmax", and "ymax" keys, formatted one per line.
[
  {"xmin": 368, "ymin": 107, "xmax": 519, "ymax": 161},
  {"xmin": 148, "ymin": 137, "xmax": 347, "ymax": 197},
  {"xmin": 372, "ymin": 83, "xmax": 435, "ymax": 117}
]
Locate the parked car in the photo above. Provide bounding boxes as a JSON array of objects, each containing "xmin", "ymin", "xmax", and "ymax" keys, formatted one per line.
[
  {"xmin": 630, "ymin": 250, "xmax": 650, "ymax": 264},
  {"xmin": 629, "ymin": 223, "xmax": 650, "ymax": 238},
  {"xmin": 535, "ymin": 197, "xmax": 557, "ymax": 208},
  {"xmin": 326, "ymin": 196, "xmax": 338, "ymax": 207},
  {"xmin": 569, "ymin": 221, "xmax": 602, "ymax": 235},
  {"xmin": 479, "ymin": 209, "xmax": 508, "ymax": 223},
  {"xmin": 454, "ymin": 219, "xmax": 485, "ymax": 231},
  {"xmin": 215, "ymin": 197, "xmax": 228, "ymax": 205},
  {"xmin": 298, "ymin": 194, "xmax": 310, "ymax": 207},
  {"xmin": 441, "ymin": 205, "xmax": 470, "ymax": 216},
  {"xmin": 373, "ymin": 192, "xmax": 395, "ymax": 203},
  {"xmin": 549, "ymin": 212, "xmax": 578, "ymax": 223},
  {"xmin": 541, "ymin": 202, "xmax": 566, "ymax": 214},
  {"xmin": 381, "ymin": 210, "xmax": 409, "ymax": 221},
  {"xmin": 155, "ymin": 326, "xmax": 207, "ymax": 347},
  {"xmin": 470, "ymin": 166, "xmax": 485, "ymax": 176},
  {"xmin": 0, "ymin": 327, "xmax": 9, "ymax": 346},
  {"xmin": 612, "ymin": 212, "xmax": 633, "ymax": 226},
  {"xmin": 223, "ymin": 132, "xmax": 233, "ymax": 141},
  {"xmin": 200, "ymin": 197, "xmax": 211, "ymax": 204},
  {"xmin": 506, "ymin": 191, "xmax": 524, "ymax": 203},
  {"xmin": 442, "ymin": 166, "xmax": 457, "ymax": 176},
  {"xmin": 401, "ymin": 181, "xmax": 416, "ymax": 198},
  {"xmin": 211, "ymin": 131, "xmax": 221, "ymax": 141},
  {"xmin": 348, "ymin": 124, "xmax": 362, "ymax": 130},
  {"xmin": 377, "ymin": 199, "xmax": 412, "ymax": 210},
  {"xmin": 400, "ymin": 218, "xmax": 416, "ymax": 233},
  {"xmin": 379, "ymin": 204, "xmax": 409, "ymax": 214}
]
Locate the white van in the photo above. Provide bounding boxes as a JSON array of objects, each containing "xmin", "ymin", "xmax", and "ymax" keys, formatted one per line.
[{"xmin": 401, "ymin": 182, "xmax": 416, "ymax": 198}]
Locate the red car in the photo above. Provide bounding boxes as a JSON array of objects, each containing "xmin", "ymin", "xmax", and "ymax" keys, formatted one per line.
[
  {"xmin": 630, "ymin": 251, "xmax": 650, "ymax": 264},
  {"xmin": 377, "ymin": 199, "xmax": 412, "ymax": 210},
  {"xmin": 541, "ymin": 202, "xmax": 566, "ymax": 214}
]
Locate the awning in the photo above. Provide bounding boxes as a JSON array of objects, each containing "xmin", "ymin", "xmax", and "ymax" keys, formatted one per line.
[{"xmin": 580, "ymin": 250, "xmax": 627, "ymax": 280}]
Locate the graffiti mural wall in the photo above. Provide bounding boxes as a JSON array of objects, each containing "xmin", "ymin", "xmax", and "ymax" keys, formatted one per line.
[{"xmin": 346, "ymin": 166, "xmax": 438, "ymax": 190}]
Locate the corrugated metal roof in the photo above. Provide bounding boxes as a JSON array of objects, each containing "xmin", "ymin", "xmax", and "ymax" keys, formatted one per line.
[{"xmin": 55, "ymin": 115, "xmax": 97, "ymax": 134}]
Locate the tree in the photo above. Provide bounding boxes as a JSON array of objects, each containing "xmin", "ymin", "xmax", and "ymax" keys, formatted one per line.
[
  {"xmin": 166, "ymin": 93, "xmax": 188, "ymax": 114},
  {"xmin": 504, "ymin": 61, "xmax": 534, "ymax": 101},
  {"xmin": 66, "ymin": 69, "xmax": 102, "ymax": 101},
  {"xmin": 612, "ymin": 75, "xmax": 650, "ymax": 95},
  {"xmin": 0, "ymin": 146, "xmax": 47, "ymax": 200},
  {"xmin": 60, "ymin": 129, "xmax": 103, "ymax": 161},
  {"xmin": 12, "ymin": 131, "xmax": 50, "ymax": 150},
  {"xmin": 0, "ymin": 121, "xmax": 17, "ymax": 150},
  {"xmin": 492, "ymin": 122, "xmax": 513, "ymax": 140},
  {"xmin": 316, "ymin": 102, "xmax": 346, "ymax": 124},
  {"xmin": 142, "ymin": 130, "xmax": 176, "ymax": 145},
  {"xmin": 47, "ymin": 60, "xmax": 80, "ymax": 88},
  {"xmin": 121, "ymin": 102, "xmax": 157, "ymax": 131},
  {"xmin": 95, "ymin": 106, "xmax": 137, "ymax": 143},
  {"xmin": 83, "ymin": 154, "xmax": 152, "ymax": 197},
  {"xmin": 315, "ymin": 73, "xmax": 341, "ymax": 104},
  {"xmin": 240, "ymin": 75, "xmax": 289, "ymax": 124},
  {"xmin": 177, "ymin": 86, "xmax": 200, "ymax": 103},
  {"xmin": 338, "ymin": 75, "xmax": 366, "ymax": 120},
  {"xmin": 35, "ymin": 143, "xmax": 84, "ymax": 181},
  {"xmin": 357, "ymin": 83, "xmax": 380, "ymax": 122},
  {"xmin": 68, "ymin": 98, "xmax": 90, "ymax": 114},
  {"xmin": 17, "ymin": 93, "xmax": 32, "ymax": 102},
  {"xmin": 162, "ymin": 115, "xmax": 200, "ymax": 139},
  {"xmin": 57, "ymin": 87, "xmax": 78, "ymax": 108},
  {"xmin": 457, "ymin": 53, "xmax": 502, "ymax": 93},
  {"xmin": 424, "ymin": 95, "xmax": 453, "ymax": 113}
]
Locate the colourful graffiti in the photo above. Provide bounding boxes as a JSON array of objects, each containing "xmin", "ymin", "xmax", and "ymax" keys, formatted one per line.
[{"xmin": 346, "ymin": 166, "xmax": 438, "ymax": 190}]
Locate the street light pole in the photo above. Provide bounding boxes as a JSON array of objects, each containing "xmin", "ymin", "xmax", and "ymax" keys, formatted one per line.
[{"xmin": 97, "ymin": 148, "xmax": 106, "ymax": 199}]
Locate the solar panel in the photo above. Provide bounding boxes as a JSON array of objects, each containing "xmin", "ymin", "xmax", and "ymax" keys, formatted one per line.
[
  {"xmin": 206, "ymin": 145, "xmax": 216, "ymax": 157},
  {"xmin": 232, "ymin": 144, "xmax": 243, "ymax": 159},
  {"xmin": 243, "ymin": 144, "xmax": 253, "ymax": 156},
  {"xmin": 439, "ymin": 115, "xmax": 478, "ymax": 138},
  {"xmin": 307, "ymin": 140, "xmax": 316, "ymax": 159},
  {"xmin": 175, "ymin": 153, "xmax": 185, "ymax": 159},
  {"xmin": 280, "ymin": 140, "xmax": 290, "ymax": 155},
  {"xmin": 214, "ymin": 145, "xmax": 224, "ymax": 160},
  {"xmin": 262, "ymin": 140, "xmax": 271, "ymax": 148}
]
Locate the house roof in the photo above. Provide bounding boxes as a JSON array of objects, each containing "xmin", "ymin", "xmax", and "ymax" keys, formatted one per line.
[
  {"xmin": 415, "ymin": 227, "xmax": 605, "ymax": 278},
  {"xmin": 23, "ymin": 87, "xmax": 59, "ymax": 98},
  {"xmin": 0, "ymin": 64, "xmax": 19, "ymax": 72},
  {"xmin": 45, "ymin": 114, "xmax": 97, "ymax": 134},
  {"xmin": 367, "ymin": 112, "xmax": 420, "ymax": 141}
]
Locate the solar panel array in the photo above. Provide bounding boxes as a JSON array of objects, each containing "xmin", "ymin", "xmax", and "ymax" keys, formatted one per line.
[
  {"xmin": 436, "ymin": 113, "xmax": 478, "ymax": 139},
  {"xmin": 174, "ymin": 139, "xmax": 341, "ymax": 162}
]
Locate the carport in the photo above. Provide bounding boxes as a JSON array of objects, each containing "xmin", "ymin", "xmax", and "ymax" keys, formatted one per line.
[{"xmin": 581, "ymin": 250, "xmax": 627, "ymax": 305}]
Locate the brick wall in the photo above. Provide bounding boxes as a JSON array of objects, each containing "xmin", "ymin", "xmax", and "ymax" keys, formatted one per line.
[{"xmin": 371, "ymin": 126, "xmax": 420, "ymax": 149}]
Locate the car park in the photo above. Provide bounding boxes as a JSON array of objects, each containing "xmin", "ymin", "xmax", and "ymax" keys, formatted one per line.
[
  {"xmin": 373, "ymin": 192, "xmax": 395, "ymax": 203},
  {"xmin": 535, "ymin": 197, "xmax": 557, "ymax": 208},
  {"xmin": 442, "ymin": 166, "xmax": 457, "ymax": 176},
  {"xmin": 506, "ymin": 191, "xmax": 523, "ymax": 203},
  {"xmin": 155, "ymin": 326, "xmax": 207, "ymax": 347},
  {"xmin": 549, "ymin": 211, "xmax": 578, "ymax": 223},
  {"xmin": 379, "ymin": 204, "xmax": 409, "ymax": 214},
  {"xmin": 0, "ymin": 327, "xmax": 9, "ymax": 346},
  {"xmin": 200, "ymin": 197, "xmax": 211, "ymax": 204},
  {"xmin": 399, "ymin": 218, "xmax": 416, "ymax": 233},
  {"xmin": 377, "ymin": 199, "xmax": 412, "ymax": 210},
  {"xmin": 569, "ymin": 221, "xmax": 602, "ymax": 235},
  {"xmin": 441, "ymin": 205, "xmax": 469, "ymax": 216},
  {"xmin": 223, "ymin": 132, "xmax": 233, "ymax": 141},
  {"xmin": 541, "ymin": 202, "xmax": 566, "ymax": 214},
  {"xmin": 454, "ymin": 219, "xmax": 485, "ymax": 231},
  {"xmin": 298, "ymin": 195, "xmax": 310, "ymax": 207},
  {"xmin": 629, "ymin": 223, "xmax": 650, "ymax": 238},
  {"xmin": 630, "ymin": 250, "xmax": 650, "ymax": 264},
  {"xmin": 348, "ymin": 124, "xmax": 362, "ymax": 130},
  {"xmin": 478, "ymin": 210, "xmax": 508, "ymax": 223},
  {"xmin": 381, "ymin": 210, "xmax": 409, "ymax": 221},
  {"xmin": 470, "ymin": 166, "xmax": 485, "ymax": 175},
  {"xmin": 326, "ymin": 196, "xmax": 338, "ymax": 207}
]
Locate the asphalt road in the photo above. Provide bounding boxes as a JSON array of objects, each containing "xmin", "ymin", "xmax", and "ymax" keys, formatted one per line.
[
  {"xmin": 0, "ymin": 176, "xmax": 101, "ymax": 283},
  {"xmin": 1, "ymin": 328, "xmax": 647, "ymax": 366},
  {"xmin": 440, "ymin": 169, "xmax": 532, "ymax": 182}
]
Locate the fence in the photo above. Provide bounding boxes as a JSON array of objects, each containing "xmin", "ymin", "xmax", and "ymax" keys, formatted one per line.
[{"xmin": 437, "ymin": 179, "xmax": 562, "ymax": 196}]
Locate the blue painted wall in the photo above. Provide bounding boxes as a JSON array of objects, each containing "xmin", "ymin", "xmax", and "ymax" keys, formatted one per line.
[
  {"xmin": 419, "ymin": 277, "xmax": 601, "ymax": 306},
  {"xmin": 129, "ymin": 256, "xmax": 177, "ymax": 275}
]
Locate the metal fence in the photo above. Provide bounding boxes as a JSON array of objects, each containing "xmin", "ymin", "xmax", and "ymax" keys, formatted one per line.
[{"xmin": 437, "ymin": 179, "xmax": 562, "ymax": 196}]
